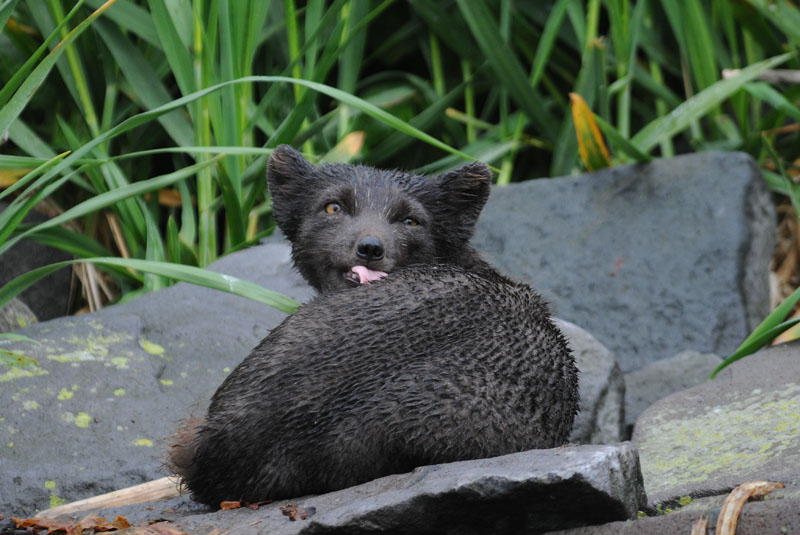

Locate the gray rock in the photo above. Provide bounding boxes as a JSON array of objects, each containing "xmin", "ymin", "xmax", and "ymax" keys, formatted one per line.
[
  {"xmin": 0, "ymin": 202, "xmax": 72, "ymax": 321},
  {"xmin": 556, "ymin": 319, "xmax": 624, "ymax": 445},
  {"xmin": 0, "ymin": 242, "xmax": 313, "ymax": 517},
  {"xmin": 472, "ymin": 151, "xmax": 774, "ymax": 373},
  {"xmin": 624, "ymin": 350, "xmax": 722, "ymax": 437},
  {"xmin": 632, "ymin": 342, "xmax": 800, "ymax": 507},
  {"xmin": 66, "ymin": 443, "xmax": 646, "ymax": 535},
  {"xmin": 0, "ymin": 239, "xmax": 629, "ymax": 518},
  {"xmin": 548, "ymin": 488, "xmax": 800, "ymax": 534},
  {"xmin": 0, "ymin": 297, "xmax": 37, "ymax": 333}
]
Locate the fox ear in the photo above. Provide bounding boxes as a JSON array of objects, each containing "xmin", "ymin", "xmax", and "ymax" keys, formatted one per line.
[
  {"xmin": 268, "ymin": 144, "xmax": 314, "ymax": 189},
  {"xmin": 267, "ymin": 145, "xmax": 315, "ymax": 240},
  {"xmin": 429, "ymin": 161, "xmax": 492, "ymax": 240}
]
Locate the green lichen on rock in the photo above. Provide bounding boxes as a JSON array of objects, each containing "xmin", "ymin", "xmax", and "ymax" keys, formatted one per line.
[
  {"xmin": 637, "ymin": 383, "xmax": 800, "ymax": 499},
  {"xmin": 74, "ymin": 412, "xmax": 91, "ymax": 428},
  {"xmin": 17, "ymin": 315, "xmax": 35, "ymax": 328},
  {"xmin": 138, "ymin": 338, "xmax": 164, "ymax": 355},
  {"xmin": 57, "ymin": 386, "xmax": 77, "ymax": 400},
  {"xmin": 135, "ymin": 438, "xmax": 154, "ymax": 447},
  {"xmin": 50, "ymin": 330, "xmax": 134, "ymax": 364},
  {"xmin": 44, "ymin": 480, "xmax": 67, "ymax": 509},
  {"xmin": 113, "ymin": 388, "xmax": 126, "ymax": 397},
  {"xmin": 111, "ymin": 357, "xmax": 129, "ymax": 369}
]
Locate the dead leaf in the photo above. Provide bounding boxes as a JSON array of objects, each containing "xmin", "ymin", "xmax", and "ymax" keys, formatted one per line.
[
  {"xmin": 143, "ymin": 522, "xmax": 186, "ymax": 535},
  {"xmin": 570, "ymin": 92, "xmax": 611, "ymax": 171},
  {"xmin": 716, "ymin": 480, "xmax": 784, "ymax": 535},
  {"xmin": 279, "ymin": 503, "xmax": 315, "ymax": 521},
  {"xmin": 320, "ymin": 131, "xmax": 365, "ymax": 164},
  {"xmin": 13, "ymin": 516, "xmax": 76, "ymax": 533},
  {"xmin": 691, "ymin": 516, "xmax": 708, "ymax": 535},
  {"xmin": 219, "ymin": 500, "xmax": 241, "ymax": 510}
]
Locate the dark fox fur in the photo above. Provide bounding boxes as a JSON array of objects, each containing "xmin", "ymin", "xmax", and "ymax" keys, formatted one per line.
[{"xmin": 169, "ymin": 145, "xmax": 579, "ymax": 506}]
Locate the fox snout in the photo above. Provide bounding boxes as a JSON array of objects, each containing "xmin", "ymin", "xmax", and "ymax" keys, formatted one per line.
[{"xmin": 356, "ymin": 236, "xmax": 385, "ymax": 261}]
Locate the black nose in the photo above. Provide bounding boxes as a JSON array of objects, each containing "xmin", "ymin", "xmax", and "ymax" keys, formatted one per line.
[{"xmin": 356, "ymin": 236, "xmax": 384, "ymax": 261}]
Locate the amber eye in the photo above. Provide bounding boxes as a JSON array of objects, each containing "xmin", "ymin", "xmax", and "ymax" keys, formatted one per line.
[
  {"xmin": 325, "ymin": 202, "xmax": 341, "ymax": 214},
  {"xmin": 403, "ymin": 217, "xmax": 419, "ymax": 226}
]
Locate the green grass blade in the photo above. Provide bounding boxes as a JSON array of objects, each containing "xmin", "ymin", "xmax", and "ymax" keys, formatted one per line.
[
  {"xmin": 744, "ymin": 82, "xmax": 800, "ymax": 121},
  {"xmin": 456, "ymin": 0, "xmax": 557, "ymax": 140},
  {"xmin": 631, "ymin": 52, "xmax": 794, "ymax": 153},
  {"xmin": 1, "ymin": 350, "xmax": 40, "ymax": 370},
  {"xmin": 0, "ymin": 333, "xmax": 40, "ymax": 345},
  {"xmin": 0, "ymin": 151, "xmax": 70, "ymax": 202},
  {"xmin": 166, "ymin": 216, "xmax": 181, "ymax": 264},
  {"xmin": 762, "ymin": 170, "xmax": 789, "ymax": 196},
  {"xmin": 744, "ymin": 0, "xmax": 800, "ymax": 47},
  {"xmin": 20, "ymin": 226, "xmax": 113, "ymax": 259},
  {"xmin": 530, "ymin": 0, "xmax": 572, "ymax": 90},
  {"xmin": 0, "ymin": 0, "xmax": 21, "ymax": 30},
  {"xmin": 369, "ymin": 78, "xmax": 469, "ymax": 163},
  {"xmin": 177, "ymin": 179, "xmax": 197, "ymax": 247},
  {"xmin": 93, "ymin": 17, "xmax": 194, "ymax": 147},
  {"xmin": 142, "ymin": 202, "xmax": 168, "ymax": 292},
  {"xmin": 86, "ymin": 0, "xmax": 160, "ymax": 46},
  {"xmin": 0, "ymin": 157, "xmax": 221, "ymax": 257},
  {"xmin": 0, "ymin": 0, "xmax": 117, "ymax": 136},
  {"xmin": 148, "ymin": 0, "xmax": 195, "ymax": 97},
  {"xmin": 337, "ymin": 0, "xmax": 369, "ymax": 137},
  {"xmin": 0, "ymin": 0, "xmax": 85, "ymax": 108},
  {"xmin": 0, "ymin": 258, "xmax": 300, "ymax": 314},
  {"xmin": 593, "ymin": 115, "xmax": 651, "ymax": 162},
  {"xmin": 711, "ymin": 279, "xmax": 800, "ymax": 380},
  {"xmin": 710, "ymin": 317, "xmax": 800, "ymax": 379},
  {"xmin": 7, "ymin": 120, "xmax": 57, "ymax": 159},
  {"xmin": 681, "ymin": 0, "xmax": 718, "ymax": 92}
]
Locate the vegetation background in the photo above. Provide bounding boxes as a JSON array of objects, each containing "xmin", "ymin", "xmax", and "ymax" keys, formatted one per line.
[{"xmin": 0, "ymin": 0, "xmax": 799, "ymax": 370}]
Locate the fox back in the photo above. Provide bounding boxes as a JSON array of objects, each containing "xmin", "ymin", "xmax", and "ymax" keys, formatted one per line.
[{"xmin": 168, "ymin": 146, "xmax": 579, "ymax": 506}]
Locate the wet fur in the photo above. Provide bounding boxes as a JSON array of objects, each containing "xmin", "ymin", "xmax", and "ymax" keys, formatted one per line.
[{"xmin": 169, "ymin": 145, "xmax": 579, "ymax": 506}]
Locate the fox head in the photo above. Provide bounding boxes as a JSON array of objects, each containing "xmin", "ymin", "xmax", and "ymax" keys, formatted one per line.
[{"xmin": 267, "ymin": 145, "xmax": 492, "ymax": 293}]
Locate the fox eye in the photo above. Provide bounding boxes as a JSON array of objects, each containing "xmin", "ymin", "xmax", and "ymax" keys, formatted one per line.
[
  {"xmin": 324, "ymin": 202, "xmax": 341, "ymax": 214},
  {"xmin": 403, "ymin": 217, "xmax": 419, "ymax": 226}
]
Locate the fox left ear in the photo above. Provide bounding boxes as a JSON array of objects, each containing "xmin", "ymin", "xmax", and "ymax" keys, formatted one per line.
[
  {"xmin": 267, "ymin": 145, "xmax": 316, "ymax": 241},
  {"xmin": 430, "ymin": 161, "xmax": 493, "ymax": 238}
]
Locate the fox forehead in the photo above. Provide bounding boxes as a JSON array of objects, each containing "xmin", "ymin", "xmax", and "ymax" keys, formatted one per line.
[{"xmin": 314, "ymin": 163, "xmax": 427, "ymax": 192}]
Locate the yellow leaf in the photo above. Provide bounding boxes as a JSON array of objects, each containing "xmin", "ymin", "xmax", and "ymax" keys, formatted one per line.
[
  {"xmin": 320, "ymin": 131, "xmax": 365, "ymax": 164},
  {"xmin": 570, "ymin": 92, "xmax": 610, "ymax": 171},
  {"xmin": 0, "ymin": 169, "xmax": 32, "ymax": 188}
]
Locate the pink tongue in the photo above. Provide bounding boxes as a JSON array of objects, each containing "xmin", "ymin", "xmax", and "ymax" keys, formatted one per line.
[{"xmin": 351, "ymin": 265, "xmax": 388, "ymax": 284}]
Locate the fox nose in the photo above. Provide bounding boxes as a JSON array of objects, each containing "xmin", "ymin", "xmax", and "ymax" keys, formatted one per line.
[{"xmin": 356, "ymin": 236, "xmax": 385, "ymax": 261}]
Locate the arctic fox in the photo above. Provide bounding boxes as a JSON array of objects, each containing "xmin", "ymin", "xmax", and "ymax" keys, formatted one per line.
[{"xmin": 169, "ymin": 145, "xmax": 578, "ymax": 506}]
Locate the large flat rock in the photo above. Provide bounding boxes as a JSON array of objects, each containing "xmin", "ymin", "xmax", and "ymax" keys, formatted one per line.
[
  {"xmin": 0, "ymin": 242, "xmax": 616, "ymax": 517},
  {"xmin": 46, "ymin": 444, "xmax": 646, "ymax": 535},
  {"xmin": 632, "ymin": 342, "xmax": 800, "ymax": 507},
  {"xmin": 624, "ymin": 350, "xmax": 722, "ymax": 436},
  {"xmin": 0, "ymin": 243, "xmax": 314, "ymax": 517},
  {"xmin": 549, "ymin": 488, "xmax": 800, "ymax": 534},
  {"xmin": 472, "ymin": 151, "xmax": 774, "ymax": 372}
]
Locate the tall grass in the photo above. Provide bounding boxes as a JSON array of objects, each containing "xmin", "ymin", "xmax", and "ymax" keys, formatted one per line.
[{"xmin": 0, "ymin": 0, "xmax": 798, "ymax": 326}]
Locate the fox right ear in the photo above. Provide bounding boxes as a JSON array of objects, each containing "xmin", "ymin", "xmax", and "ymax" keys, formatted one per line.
[{"xmin": 267, "ymin": 145, "xmax": 315, "ymax": 240}]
